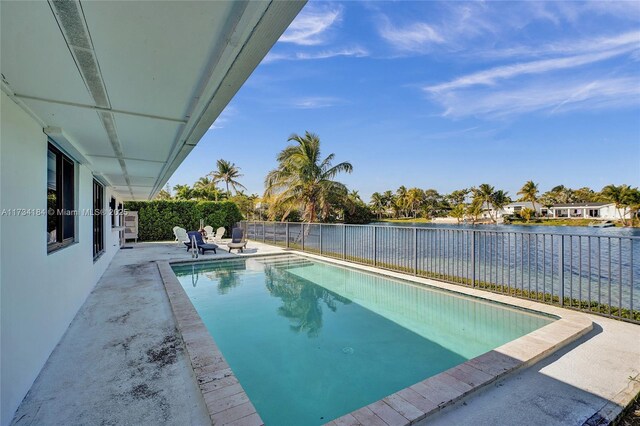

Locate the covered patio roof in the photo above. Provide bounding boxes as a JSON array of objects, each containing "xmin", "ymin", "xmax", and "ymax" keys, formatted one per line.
[{"xmin": 1, "ymin": 0, "xmax": 305, "ymax": 200}]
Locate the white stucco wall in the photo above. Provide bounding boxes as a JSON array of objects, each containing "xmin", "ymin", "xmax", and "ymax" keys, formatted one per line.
[{"xmin": 0, "ymin": 91, "xmax": 121, "ymax": 425}]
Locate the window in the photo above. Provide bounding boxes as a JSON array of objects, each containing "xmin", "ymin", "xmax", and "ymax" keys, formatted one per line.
[
  {"xmin": 47, "ymin": 143, "xmax": 75, "ymax": 252},
  {"xmin": 93, "ymin": 179, "xmax": 105, "ymax": 259},
  {"xmin": 110, "ymin": 196, "xmax": 116, "ymax": 227}
]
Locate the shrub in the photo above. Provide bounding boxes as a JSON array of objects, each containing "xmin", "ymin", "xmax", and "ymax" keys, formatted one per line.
[
  {"xmin": 124, "ymin": 200, "xmax": 243, "ymax": 241},
  {"xmin": 344, "ymin": 202, "xmax": 375, "ymax": 224}
]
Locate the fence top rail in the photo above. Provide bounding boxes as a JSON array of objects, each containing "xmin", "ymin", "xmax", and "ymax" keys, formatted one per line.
[{"xmin": 242, "ymin": 220, "xmax": 640, "ymax": 241}]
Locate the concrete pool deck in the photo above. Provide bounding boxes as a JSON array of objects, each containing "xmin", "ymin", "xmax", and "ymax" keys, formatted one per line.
[{"xmin": 9, "ymin": 241, "xmax": 640, "ymax": 426}]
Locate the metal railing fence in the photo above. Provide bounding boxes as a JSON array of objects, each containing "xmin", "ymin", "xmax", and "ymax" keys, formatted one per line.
[{"xmin": 240, "ymin": 221, "xmax": 639, "ymax": 324}]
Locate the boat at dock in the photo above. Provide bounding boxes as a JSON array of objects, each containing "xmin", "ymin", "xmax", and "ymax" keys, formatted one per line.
[{"xmin": 589, "ymin": 220, "xmax": 615, "ymax": 228}]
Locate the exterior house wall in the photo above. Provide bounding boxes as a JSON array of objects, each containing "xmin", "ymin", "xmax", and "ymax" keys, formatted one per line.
[
  {"xmin": 0, "ymin": 91, "xmax": 121, "ymax": 425},
  {"xmin": 599, "ymin": 205, "xmax": 631, "ymax": 220}
]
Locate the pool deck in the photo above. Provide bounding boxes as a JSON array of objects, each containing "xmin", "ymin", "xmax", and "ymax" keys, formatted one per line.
[{"xmin": 10, "ymin": 241, "xmax": 640, "ymax": 426}]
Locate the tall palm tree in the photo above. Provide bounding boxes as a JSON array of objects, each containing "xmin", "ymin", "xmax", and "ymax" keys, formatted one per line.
[
  {"xmin": 601, "ymin": 184, "xmax": 632, "ymax": 226},
  {"xmin": 450, "ymin": 204, "xmax": 466, "ymax": 224},
  {"xmin": 370, "ymin": 192, "xmax": 385, "ymax": 219},
  {"xmin": 382, "ymin": 190, "xmax": 394, "ymax": 217},
  {"xmin": 264, "ymin": 131, "xmax": 353, "ymax": 222},
  {"xmin": 172, "ymin": 184, "xmax": 192, "ymax": 200},
  {"xmin": 349, "ymin": 190, "xmax": 362, "ymax": 203},
  {"xmin": 406, "ymin": 188, "xmax": 425, "ymax": 218},
  {"xmin": 518, "ymin": 180, "xmax": 539, "ymax": 216},
  {"xmin": 492, "ymin": 190, "xmax": 510, "ymax": 221},
  {"xmin": 473, "ymin": 184, "xmax": 496, "ymax": 222},
  {"xmin": 209, "ymin": 159, "xmax": 246, "ymax": 196},
  {"xmin": 396, "ymin": 186, "xmax": 408, "ymax": 217}
]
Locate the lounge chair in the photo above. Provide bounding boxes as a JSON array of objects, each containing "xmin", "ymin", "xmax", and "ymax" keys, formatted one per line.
[
  {"xmin": 174, "ymin": 227, "xmax": 189, "ymax": 245},
  {"xmin": 226, "ymin": 228, "xmax": 247, "ymax": 253},
  {"xmin": 184, "ymin": 231, "xmax": 218, "ymax": 254}
]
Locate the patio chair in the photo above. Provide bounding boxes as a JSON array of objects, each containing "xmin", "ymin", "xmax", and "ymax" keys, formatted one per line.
[
  {"xmin": 226, "ymin": 227, "xmax": 247, "ymax": 253},
  {"xmin": 184, "ymin": 231, "xmax": 218, "ymax": 254},
  {"xmin": 203, "ymin": 225, "xmax": 214, "ymax": 241},
  {"xmin": 174, "ymin": 227, "xmax": 189, "ymax": 245},
  {"xmin": 213, "ymin": 226, "xmax": 225, "ymax": 243}
]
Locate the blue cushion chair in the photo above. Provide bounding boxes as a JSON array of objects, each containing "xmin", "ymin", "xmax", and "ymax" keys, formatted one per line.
[{"xmin": 184, "ymin": 231, "xmax": 218, "ymax": 254}]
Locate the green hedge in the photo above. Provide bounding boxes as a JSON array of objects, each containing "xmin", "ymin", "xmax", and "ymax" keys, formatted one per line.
[{"xmin": 124, "ymin": 200, "xmax": 243, "ymax": 241}]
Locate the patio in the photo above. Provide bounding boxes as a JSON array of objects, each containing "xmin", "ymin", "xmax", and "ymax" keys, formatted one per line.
[{"xmin": 10, "ymin": 241, "xmax": 640, "ymax": 426}]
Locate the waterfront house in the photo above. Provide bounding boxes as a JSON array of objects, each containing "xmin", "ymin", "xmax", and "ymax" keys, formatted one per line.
[
  {"xmin": 0, "ymin": 2, "xmax": 303, "ymax": 424},
  {"xmin": 543, "ymin": 203, "xmax": 632, "ymax": 220},
  {"xmin": 502, "ymin": 201, "xmax": 543, "ymax": 217}
]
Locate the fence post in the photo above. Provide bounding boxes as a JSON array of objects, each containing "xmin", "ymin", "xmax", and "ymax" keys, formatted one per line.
[
  {"xmin": 373, "ymin": 226, "xmax": 377, "ymax": 267},
  {"xmin": 342, "ymin": 225, "xmax": 346, "ymax": 260},
  {"xmin": 413, "ymin": 227, "xmax": 418, "ymax": 275},
  {"xmin": 319, "ymin": 224, "xmax": 323, "ymax": 255},
  {"xmin": 286, "ymin": 222, "xmax": 290, "ymax": 249},
  {"xmin": 471, "ymin": 230, "xmax": 476, "ymax": 287},
  {"xmin": 302, "ymin": 223, "xmax": 305, "ymax": 252},
  {"xmin": 262, "ymin": 222, "xmax": 265, "ymax": 242},
  {"xmin": 559, "ymin": 235, "xmax": 565, "ymax": 306}
]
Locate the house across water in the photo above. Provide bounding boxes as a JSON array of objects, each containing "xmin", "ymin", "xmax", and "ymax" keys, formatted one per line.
[{"xmin": 491, "ymin": 202, "xmax": 631, "ymax": 221}]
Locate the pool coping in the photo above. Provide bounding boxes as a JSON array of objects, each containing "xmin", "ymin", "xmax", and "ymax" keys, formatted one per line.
[{"xmin": 157, "ymin": 251, "xmax": 594, "ymax": 426}]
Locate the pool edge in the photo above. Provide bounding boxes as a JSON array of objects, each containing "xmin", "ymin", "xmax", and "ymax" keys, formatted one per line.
[
  {"xmin": 157, "ymin": 260, "xmax": 267, "ymax": 426},
  {"xmin": 158, "ymin": 253, "xmax": 593, "ymax": 426}
]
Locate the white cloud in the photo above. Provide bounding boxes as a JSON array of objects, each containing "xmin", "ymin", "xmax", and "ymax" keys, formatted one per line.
[
  {"xmin": 279, "ymin": 4, "xmax": 342, "ymax": 46},
  {"xmin": 291, "ymin": 96, "xmax": 344, "ymax": 109},
  {"xmin": 208, "ymin": 106, "xmax": 237, "ymax": 130},
  {"xmin": 425, "ymin": 46, "xmax": 637, "ymax": 93},
  {"xmin": 431, "ymin": 77, "xmax": 640, "ymax": 118},
  {"xmin": 477, "ymin": 31, "xmax": 640, "ymax": 60},
  {"xmin": 377, "ymin": 17, "xmax": 444, "ymax": 52},
  {"xmin": 263, "ymin": 46, "xmax": 369, "ymax": 63}
]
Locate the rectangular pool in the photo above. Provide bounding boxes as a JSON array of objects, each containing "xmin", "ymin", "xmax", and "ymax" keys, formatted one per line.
[{"xmin": 172, "ymin": 254, "xmax": 554, "ymax": 425}]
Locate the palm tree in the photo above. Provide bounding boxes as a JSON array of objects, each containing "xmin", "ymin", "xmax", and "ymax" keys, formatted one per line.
[
  {"xmin": 518, "ymin": 180, "xmax": 539, "ymax": 216},
  {"xmin": 473, "ymin": 184, "xmax": 496, "ymax": 222},
  {"xmin": 382, "ymin": 190, "xmax": 394, "ymax": 217},
  {"xmin": 492, "ymin": 190, "xmax": 510, "ymax": 221},
  {"xmin": 172, "ymin": 184, "xmax": 192, "ymax": 200},
  {"xmin": 450, "ymin": 204, "xmax": 466, "ymax": 224},
  {"xmin": 406, "ymin": 188, "xmax": 425, "ymax": 218},
  {"xmin": 209, "ymin": 159, "xmax": 246, "ymax": 196},
  {"xmin": 349, "ymin": 190, "xmax": 362, "ymax": 203},
  {"xmin": 467, "ymin": 200, "xmax": 483, "ymax": 225},
  {"xmin": 264, "ymin": 131, "xmax": 353, "ymax": 222},
  {"xmin": 601, "ymin": 184, "xmax": 632, "ymax": 226},
  {"xmin": 370, "ymin": 192, "xmax": 385, "ymax": 219}
]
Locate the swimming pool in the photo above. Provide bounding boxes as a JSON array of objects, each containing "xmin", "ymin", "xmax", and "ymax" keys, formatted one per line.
[{"xmin": 172, "ymin": 254, "xmax": 554, "ymax": 425}]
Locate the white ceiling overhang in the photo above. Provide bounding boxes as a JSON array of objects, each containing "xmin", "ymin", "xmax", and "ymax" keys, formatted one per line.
[{"xmin": 1, "ymin": 0, "xmax": 305, "ymax": 200}]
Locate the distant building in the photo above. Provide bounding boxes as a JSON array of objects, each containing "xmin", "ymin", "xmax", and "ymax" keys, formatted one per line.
[
  {"xmin": 488, "ymin": 202, "xmax": 631, "ymax": 221},
  {"xmin": 542, "ymin": 203, "xmax": 632, "ymax": 220},
  {"xmin": 502, "ymin": 202, "xmax": 542, "ymax": 216}
]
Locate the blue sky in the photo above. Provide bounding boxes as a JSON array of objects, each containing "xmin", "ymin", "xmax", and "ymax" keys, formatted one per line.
[{"xmin": 170, "ymin": 1, "xmax": 640, "ymax": 200}]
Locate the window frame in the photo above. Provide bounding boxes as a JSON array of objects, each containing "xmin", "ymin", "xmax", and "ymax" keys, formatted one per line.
[
  {"xmin": 109, "ymin": 196, "xmax": 117, "ymax": 228},
  {"xmin": 47, "ymin": 143, "xmax": 76, "ymax": 253},
  {"xmin": 93, "ymin": 179, "xmax": 105, "ymax": 260}
]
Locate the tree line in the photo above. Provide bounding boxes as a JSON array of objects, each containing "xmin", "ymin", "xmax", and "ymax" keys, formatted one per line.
[
  {"xmin": 370, "ymin": 182, "xmax": 640, "ymax": 226},
  {"xmin": 155, "ymin": 132, "xmax": 373, "ymax": 224},
  {"xmin": 157, "ymin": 132, "xmax": 639, "ymax": 226}
]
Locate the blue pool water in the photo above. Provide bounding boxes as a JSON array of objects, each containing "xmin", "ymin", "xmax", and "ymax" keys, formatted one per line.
[{"xmin": 172, "ymin": 255, "xmax": 554, "ymax": 425}]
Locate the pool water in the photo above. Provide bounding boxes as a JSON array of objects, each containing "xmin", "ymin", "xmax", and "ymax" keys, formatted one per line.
[{"xmin": 172, "ymin": 255, "xmax": 553, "ymax": 425}]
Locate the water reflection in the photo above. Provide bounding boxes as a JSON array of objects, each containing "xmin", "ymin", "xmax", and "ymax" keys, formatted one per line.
[{"xmin": 264, "ymin": 265, "xmax": 351, "ymax": 337}]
